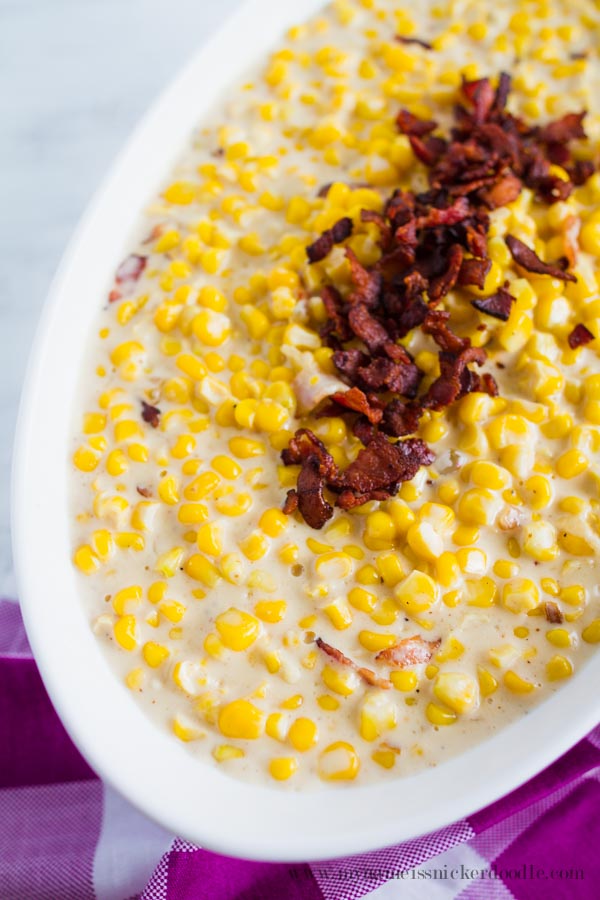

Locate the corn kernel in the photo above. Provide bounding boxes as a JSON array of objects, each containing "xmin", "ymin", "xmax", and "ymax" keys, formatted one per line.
[
  {"xmin": 318, "ymin": 741, "xmax": 360, "ymax": 781},
  {"xmin": 218, "ymin": 699, "xmax": 264, "ymax": 740},
  {"xmin": 215, "ymin": 608, "xmax": 260, "ymax": 650}
]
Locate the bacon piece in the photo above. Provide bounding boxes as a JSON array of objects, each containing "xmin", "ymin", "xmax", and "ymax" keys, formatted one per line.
[
  {"xmin": 505, "ymin": 235, "xmax": 576, "ymax": 282},
  {"xmin": 396, "ymin": 109, "xmax": 438, "ymax": 138},
  {"xmin": 315, "ymin": 638, "xmax": 392, "ymax": 690},
  {"xmin": 306, "ymin": 217, "xmax": 353, "ymax": 263},
  {"xmin": 141, "ymin": 400, "xmax": 161, "ymax": 428},
  {"xmin": 336, "ymin": 434, "xmax": 434, "ymax": 503},
  {"xmin": 332, "ymin": 348, "xmax": 370, "ymax": 382},
  {"xmin": 422, "ymin": 310, "xmax": 469, "ymax": 354},
  {"xmin": 479, "ymin": 173, "xmax": 522, "ymax": 209},
  {"xmin": 281, "ymin": 429, "xmax": 337, "ymax": 479},
  {"xmin": 136, "ymin": 485, "xmax": 152, "ymax": 498},
  {"xmin": 116, "ymin": 254, "xmax": 147, "ymax": 285},
  {"xmin": 409, "ymin": 134, "xmax": 447, "ymax": 166},
  {"xmin": 357, "ymin": 356, "xmax": 422, "ymax": 398},
  {"xmin": 395, "ymin": 34, "xmax": 433, "ymax": 50},
  {"xmin": 380, "ymin": 400, "xmax": 422, "ymax": 437},
  {"xmin": 544, "ymin": 601, "xmax": 563, "ymax": 624},
  {"xmin": 345, "ymin": 248, "xmax": 382, "ymax": 307},
  {"xmin": 568, "ymin": 323, "xmax": 594, "ymax": 349},
  {"xmin": 418, "ymin": 198, "xmax": 470, "ymax": 228},
  {"xmin": 321, "ymin": 285, "xmax": 353, "ymax": 342},
  {"xmin": 283, "ymin": 490, "xmax": 298, "ymax": 515},
  {"xmin": 539, "ymin": 112, "xmax": 587, "ymax": 145},
  {"xmin": 330, "ymin": 387, "xmax": 383, "ymax": 424},
  {"xmin": 421, "ymin": 346, "xmax": 487, "ymax": 411},
  {"xmin": 296, "ymin": 457, "xmax": 333, "ymax": 529},
  {"xmin": 428, "ymin": 244, "xmax": 464, "ymax": 301},
  {"xmin": 457, "ymin": 257, "xmax": 492, "ymax": 289},
  {"xmin": 376, "ymin": 636, "xmax": 441, "ymax": 668},
  {"xmin": 461, "ymin": 76, "xmax": 496, "ymax": 124},
  {"xmin": 471, "ymin": 287, "xmax": 515, "ymax": 321},
  {"xmin": 347, "ymin": 304, "xmax": 389, "ymax": 353}
]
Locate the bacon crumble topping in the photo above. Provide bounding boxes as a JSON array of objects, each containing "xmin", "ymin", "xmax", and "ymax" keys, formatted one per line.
[{"xmin": 281, "ymin": 72, "xmax": 593, "ymax": 528}]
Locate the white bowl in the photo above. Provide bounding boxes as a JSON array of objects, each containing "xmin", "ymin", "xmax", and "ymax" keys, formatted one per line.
[{"xmin": 12, "ymin": 0, "xmax": 600, "ymax": 862}]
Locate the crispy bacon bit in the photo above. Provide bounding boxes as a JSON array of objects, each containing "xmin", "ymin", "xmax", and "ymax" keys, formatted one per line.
[
  {"xmin": 115, "ymin": 254, "xmax": 147, "ymax": 285},
  {"xmin": 472, "ymin": 287, "xmax": 515, "ymax": 321},
  {"xmin": 282, "ymin": 490, "xmax": 299, "ymax": 515},
  {"xmin": 336, "ymin": 435, "xmax": 434, "ymax": 508},
  {"xmin": 544, "ymin": 601, "xmax": 564, "ymax": 624},
  {"xmin": 376, "ymin": 636, "xmax": 441, "ymax": 668},
  {"xmin": 395, "ymin": 34, "xmax": 433, "ymax": 50},
  {"xmin": 108, "ymin": 289, "xmax": 122, "ymax": 303},
  {"xmin": 136, "ymin": 485, "xmax": 152, "ymax": 498},
  {"xmin": 296, "ymin": 457, "xmax": 333, "ymax": 529},
  {"xmin": 282, "ymin": 73, "xmax": 595, "ymax": 527},
  {"xmin": 330, "ymin": 387, "xmax": 383, "ymax": 424},
  {"xmin": 505, "ymin": 235, "xmax": 577, "ymax": 282},
  {"xmin": 568, "ymin": 323, "xmax": 594, "ymax": 350},
  {"xmin": 306, "ymin": 217, "xmax": 353, "ymax": 263},
  {"xmin": 141, "ymin": 400, "xmax": 161, "ymax": 429},
  {"xmin": 315, "ymin": 638, "xmax": 392, "ymax": 689}
]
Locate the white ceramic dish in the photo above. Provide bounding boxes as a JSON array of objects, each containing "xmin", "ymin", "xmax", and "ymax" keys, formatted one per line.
[{"xmin": 12, "ymin": 0, "xmax": 600, "ymax": 862}]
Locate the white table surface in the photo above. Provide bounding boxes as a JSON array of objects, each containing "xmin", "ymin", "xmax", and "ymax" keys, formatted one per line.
[{"xmin": 0, "ymin": 0, "xmax": 242, "ymax": 598}]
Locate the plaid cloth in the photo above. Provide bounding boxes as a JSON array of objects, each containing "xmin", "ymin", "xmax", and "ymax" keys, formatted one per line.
[{"xmin": 1, "ymin": 598, "xmax": 598, "ymax": 899}]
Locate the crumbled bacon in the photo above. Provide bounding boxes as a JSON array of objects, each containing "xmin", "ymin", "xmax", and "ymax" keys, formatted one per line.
[
  {"xmin": 136, "ymin": 485, "xmax": 152, "ymax": 498},
  {"xmin": 141, "ymin": 400, "xmax": 161, "ymax": 429},
  {"xmin": 315, "ymin": 638, "xmax": 392, "ymax": 689},
  {"xmin": 115, "ymin": 254, "xmax": 147, "ymax": 285},
  {"xmin": 395, "ymin": 35, "xmax": 433, "ymax": 50},
  {"xmin": 281, "ymin": 73, "xmax": 594, "ymax": 527},
  {"xmin": 568, "ymin": 323, "xmax": 594, "ymax": 349},
  {"xmin": 505, "ymin": 235, "xmax": 577, "ymax": 282},
  {"xmin": 376, "ymin": 636, "xmax": 441, "ymax": 668},
  {"xmin": 544, "ymin": 601, "xmax": 564, "ymax": 624},
  {"xmin": 306, "ymin": 217, "xmax": 353, "ymax": 263},
  {"xmin": 471, "ymin": 287, "xmax": 515, "ymax": 321}
]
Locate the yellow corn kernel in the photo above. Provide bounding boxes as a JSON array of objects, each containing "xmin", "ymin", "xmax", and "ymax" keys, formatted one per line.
[
  {"xmin": 456, "ymin": 489, "xmax": 502, "ymax": 526},
  {"xmin": 348, "ymin": 586, "xmax": 377, "ymax": 613},
  {"xmin": 433, "ymin": 672, "xmax": 478, "ymax": 714},
  {"xmin": 406, "ymin": 521, "xmax": 444, "ymax": 561},
  {"xmin": 157, "ymin": 475, "xmax": 180, "ymax": 506},
  {"xmin": 318, "ymin": 741, "xmax": 360, "ymax": 781},
  {"xmin": 142, "ymin": 641, "xmax": 170, "ymax": 668},
  {"xmin": 265, "ymin": 712, "xmax": 289, "ymax": 742},
  {"xmin": 356, "ymin": 564, "xmax": 380, "ymax": 586},
  {"xmin": 388, "ymin": 499, "xmax": 415, "ymax": 534},
  {"xmin": 435, "ymin": 552, "xmax": 460, "ymax": 588},
  {"xmin": 504, "ymin": 670, "xmax": 536, "ymax": 694},
  {"xmin": 212, "ymin": 745, "xmax": 245, "ymax": 763},
  {"xmin": 360, "ymin": 622, "xmax": 404, "ymax": 650},
  {"xmin": 390, "ymin": 670, "xmax": 418, "ymax": 692},
  {"xmin": 184, "ymin": 471, "xmax": 220, "ymax": 501},
  {"xmin": 425, "ymin": 702, "xmax": 457, "ymax": 726},
  {"xmin": 218, "ymin": 699, "xmax": 263, "ymax": 740},
  {"xmin": 363, "ymin": 511, "xmax": 395, "ymax": 550},
  {"xmin": 153, "ymin": 547, "xmax": 183, "ymax": 578},
  {"xmin": 523, "ymin": 475, "xmax": 552, "ymax": 510},
  {"xmin": 269, "ymin": 757, "xmax": 298, "ymax": 781},
  {"xmin": 501, "ymin": 578, "xmax": 539, "ymax": 614},
  {"xmin": 477, "ymin": 666, "xmax": 498, "ymax": 697},
  {"xmin": 375, "ymin": 552, "xmax": 404, "ymax": 588},
  {"xmin": 73, "ymin": 445, "xmax": 100, "ymax": 472},
  {"xmin": 258, "ymin": 508, "xmax": 287, "ymax": 538},
  {"xmin": 215, "ymin": 608, "xmax": 260, "ymax": 651},
  {"xmin": 317, "ymin": 694, "xmax": 340, "ymax": 711},
  {"xmin": 192, "ymin": 309, "xmax": 231, "ymax": 347},
  {"xmin": 582, "ymin": 619, "xmax": 600, "ymax": 643},
  {"xmin": 254, "ymin": 600, "xmax": 287, "ymax": 623},
  {"xmin": 112, "ymin": 585, "xmax": 142, "ymax": 616},
  {"xmin": 370, "ymin": 598, "xmax": 399, "ymax": 627},
  {"xmin": 546, "ymin": 628, "xmax": 571, "ymax": 648},
  {"xmin": 556, "ymin": 449, "xmax": 589, "ymax": 479},
  {"xmin": 125, "ymin": 667, "xmax": 144, "ymax": 691},
  {"xmin": 394, "ymin": 570, "xmax": 439, "ymax": 616},
  {"xmin": 321, "ymin": 597, "xmax": 352, "ymax": 631},
  {"xmin": 467, "ymin": 461, "xmax": 511, "ymax": 491},
  {"xmin": 195, "ymin": 523, "xmax": 222, "ymax": 557},
  {"xmin": 315, "ymin": 551, "xmax": 353, "ymax": 581},
  {"xmin": 185, "ymin": 553, "xmax": 221, "ymax": 587},
  {"xmin": 546, "ymin": 655, "xmax": 573, "ymax": 681},
  {"xmin": 560, "ymin": 585, "xmax": 586, "ymax": 607},
  {"xmin": 321, "ymin": 664, "xmax": 358, "ymax": 696},
  {"xmin": 114, "ymin": 615, "xmax": 137, "ymax": 651},
  {"xmin": 229, "ymin": 436, "xmax": 266, "ymax": 459},
  {"xmin": 522, "ymin": 522, "xmax": 558, "ymax": 562},
  {"xmin": 114, "ymin": 532, "xmax": 144, "ymax": 551},
  {"xmin": 239, "ymin": 532, "xmax": 268, "ymax": 561},
  {"xmin": 359, "ymin": 692, "xmax": 397, "ymax": 741},
  {"xmin": 452, "ymin": 525, "xmax": 480, "ymax": 546},
  {"xmin": 73, "ymin": 545, "xmax": 100, "ymax": 575},
  {"xmin": 203, "ymin": 632, "xmax": 226, "ymax": 659},
  {"xmin": 177, "ymin": 503, "xmax": 208, "ymax": 526},
  {"xmin": 288, "ymin": 717, "xmax": 318, "ymax": 752}
]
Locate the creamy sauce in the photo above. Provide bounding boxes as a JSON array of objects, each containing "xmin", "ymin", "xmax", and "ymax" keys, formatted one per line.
[{"xmin": 71, "ymin": 0, "xmax": 600, "ymax": 788}]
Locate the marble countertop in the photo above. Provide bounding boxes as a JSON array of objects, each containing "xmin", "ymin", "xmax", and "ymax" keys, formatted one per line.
[{"xmin": 0, "ymin": 0, "xmax": 242, "ymax": 598}]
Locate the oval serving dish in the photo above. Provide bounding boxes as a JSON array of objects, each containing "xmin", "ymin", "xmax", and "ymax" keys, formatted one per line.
[{"xmin": 12, "ymin": 0, "xmax": 600, "ymax": 862}]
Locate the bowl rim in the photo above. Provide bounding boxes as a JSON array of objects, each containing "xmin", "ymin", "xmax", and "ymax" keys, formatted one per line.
[{"xmin": 11, "ymin": 0, "xmax": 600, "ymax": 863}]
